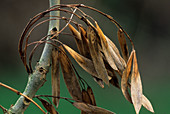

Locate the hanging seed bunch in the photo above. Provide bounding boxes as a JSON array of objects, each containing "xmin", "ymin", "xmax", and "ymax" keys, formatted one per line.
[{"xmin": 18, "ymin": 4, "xmax": 154, "ymax": 114}]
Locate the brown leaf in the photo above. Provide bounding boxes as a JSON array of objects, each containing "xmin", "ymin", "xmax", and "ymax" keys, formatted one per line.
[
  {"xmin": 87, "ymin": 26, "xmax": 109, "ymax": 85},
  {"xmin": 73, "ymin": 102, "xmax": 115, "ymax": 114},
  {"xmin": 142, "ymin": 95, "xmax": 154, "ymax": 113},
  {"xmin": 68, "ymin": 24, "xmax": 85, "ymax": 55},
  {"xmin": 95, "ymin": 21, "xmax": 118, "ymax": 71},
  {"xmin": 38, "ymin": 98, "xmax": 58, "ymax": 114},
  {"xmin": 93, "ymin": 77, "xmax": 105, "ymax": 88},
  {"xmin": 87, "ymin": 86, "xmax": 96, "ymax": 106},
  {"xmin": 109, "ymin": 76, "xmax": 120, "ymax": 89},
  {"xmin": 79, "ymin": 26, "xmax": 91, "ymax": 58},
  {"xmin": 63, "ymin": 44, "xmax": 106, "ymax": 88},
  {"xmin": 51, "ymin": 48, "xmax": 60, "ymax": 108},
  {"xmin": 104, "ymin": 61, "xmax": 120, "ymax": 88},
  {"xmin": 131, "ymin": 50, "xmax": 143, "ymax": 114},
  {"xmin": 82, "ymin": 89, "xmax": 92, "ymax": 104},
  {"xmin": 59, "ymin": 46, "xmax": 82, "ymax": 101},
  {"xmin": 117, "ymin": 29, "xmax": 129, "ymax": 62},
  {"xmin": 121, "ymin": 50, "xmax": 135, "ymax": 103},
  {"xmin": 63, "ymin": 44, "xmax": 98, "ymax": 77},
  {"xmin": 106, "ymin": 36, "xmax": 126, "ymax": 71}
]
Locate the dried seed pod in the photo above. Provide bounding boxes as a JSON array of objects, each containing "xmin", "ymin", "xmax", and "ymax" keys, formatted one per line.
[
  {"xmin": 82, "ymin": 89, "xmax": 92, "ymax": 104},
  {"xmin": 121, "ymin": 50, "xmax": 134, "ymax": 103},
  {"xmin": 95, "ymin": 21, "xmax": 118, "ymax": 71},
  {"xmin": 93, "ymin": 77, "xmax": 105, "ymax": 88},
  {"xmin": 131, "ymin": 50, "xmax": 143, "ymax": 114},
  {"xmin": 106, "ymin": 36, "xmax": 127, "ymax": 71},
  {"xmin": 117, "ymin": 29, "xmax": 129, "ymax": 62},
  {"xmin": 59, "ymin": 46, "xmax": 82, "ymax": 101},
  {"xmin": 68, "ymin": 24, "xmax": 85, "ymax": 55},
  {"xmin": 87, "ymin": 26, "xmax": 109, "ymax": 85},
  {"xmin": 79, "ymin": 26, "xmax": 91, "ymax": 58},
  {"xmin": 72, "ymin": 102, "xmax": 115, "ymax": 114},
  {"xmin": 87, "ymin": 86, "xmax": 96, "ymax": 106},
  {"xmin": 63, "ymin": 44, "xmax": 98, "ymax": 77},
  {"xmin": 38, "ymin": 98, "xmax": 58, "ymax": 114},
  {"xmin": 142, "ymin": 95, "xmax": 154, "ymax": 113},
  {"xmin": 51, "ymin": 48, "xmax": 60, "ymax": 108}
]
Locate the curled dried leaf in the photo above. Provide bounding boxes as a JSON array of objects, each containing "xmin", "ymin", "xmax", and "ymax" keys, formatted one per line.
[
  {"xmin": 117, "ymin": 29, "xmax": 129, "ymax": 62},
  {"xmin": 38, "ymin": 98, "xmax": 58, "ymax": 114},
  {"xmin": 87, "ymin": 26, "xmax": 109, "ymax": 85},
  {"xmin": 59, "ymin": 46, "xmax": 82, "ymax": 101},
  {"xmin": 73, "ymin": 102, "xmax": 115, "ymax": 114},
  {"xmin": 121, "ymin": 50, "xmax": 135, "ymax": 103},
  {"xmin": 51, "ymin": 48, "xmax": 60, "ymax": 108},
  {"xmin": 131, "ymin": 51, "xmax": 143, "ymax": 114}
]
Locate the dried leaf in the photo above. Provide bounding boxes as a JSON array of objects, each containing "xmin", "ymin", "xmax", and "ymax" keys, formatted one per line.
[
  {"xmin": 38, "ymin": 98, "xmax": 58, "ymax": 114},
  {"xmin": 93, "ymin": 77, "xmax": 105, "ymax": 88},
  {"xmin": 82, "ymin": 89, "xmax": 92, "ymax": 104},
  {"xmin": 79, "ymin": 26, "xmax": 91, "ymax": 58},
  {"xmin": 73, "ymin": 102, "xmax": 115, "ymax": 114},
  {"xmin": 121, "ymin": 50, "xmax": 135, "ymax": 103},
  {"xmin": 131, "ymin": 51, "xmax": 143, "ymax": 114},
  {"xmin": 117, "ymin": 29, "xmax": 129, "ymax": 62},
  {"xmin": 87, "ymin": 86, "xmax": 96, "ymax": 106},
  {"xmin": 142, "ymin": 95, "xmax": 154, "ymax": 113},
  {"xmin": 109, "ymin": 76, "xmax": 120, "ymax": 89},
  {"xmin": 104, "ymin": 61, "xmax": 120, "ymax": 88},
  {"xmin": 95, "ymin": 22, "xmax": 118, "ymax": 71},
  {"xmin": 106, "ymin": 36, "xmax": 127, "ymax": 71},
  {"xmin": 59, "ymin": 46, "xmax": 82, "ymax": 101},
  {"xmin": 51, "ymin": 48, "xmax": 60, "ymax": 108},
  {"xmin": 63, "ymin": 44, "xmax": 98, "ymax": 77},
  {"xmin": 87, "ymin": 26, "xmax": 109, "ymax": 85},
  {"xmin": 68, "ymin": 24, "xmax": 85, "ymax": 55}
]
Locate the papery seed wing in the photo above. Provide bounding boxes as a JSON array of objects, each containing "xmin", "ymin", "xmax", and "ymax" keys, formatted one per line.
[
  {"xmin": 82, "ymin": 89, "xmax": 92, "ymax": 104},
  {"xmin": 117, "ymin": 29, "xmax": 129, "ymax": 62},
  {"xmin": 68, "ymin": 24, "xmax": 85, "ymax": 55},
  {"xmin": 87, "ymin": 26, "xmax": 109, "ymax": 85},
  {"xmin": 79, "ymin": 26, "xmax": 91, "ymax": 58},
  {"xmin": 38, "ymin": 98, "xmax": 58, "ymax": 114},
  {"xmin": 142, "ymin": 95, "xmax": 154, "ymax": 113},
  {"xmin": 59, "ymin": 46, "xmax": 82, "ymax": 101},
  {"xmin": 131, "ymin": 51, "xmax": 143, "ymax": 114},
  {"xmin": 87, "ymin": 86, "xmax": 96, "ymax": 106},
  {"xmin": 51, "ymin": 48, "xmax": 60, "ymax": 108},
  {"xmin": 73, "ymin": 102, "xmax": 115, "ymax": 114},
  {"xmin": 109, "ymin": 76, "xmax": 120, "ymax": 89},
  {"xmin": 121, "ymin": 50, "xmax": 134, "ymax": 103},
  {"xmin": 63, "ymin": 44, "xmax": 98, "ymax": 77},
  {"xmin": 95, "ymin": 22, "xmax": 118, "ymax": 71},
  {"xmin": 106, "ymin": 36, "xmax": 126, "ymax": 71},
  {"xmin": 93, "ymin": 77, "xmax": 105, "ymax": 88}
]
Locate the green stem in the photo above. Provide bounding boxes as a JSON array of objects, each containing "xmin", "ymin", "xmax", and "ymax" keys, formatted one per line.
[{"xmin": 8, "ymin": 0, "xmax": 60, "ymax": 113}]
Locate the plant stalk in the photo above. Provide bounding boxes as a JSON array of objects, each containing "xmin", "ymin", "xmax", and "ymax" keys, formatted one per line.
[{"xmin": 8, "ymin": 0, "xmax": 60, "ymax": 113}]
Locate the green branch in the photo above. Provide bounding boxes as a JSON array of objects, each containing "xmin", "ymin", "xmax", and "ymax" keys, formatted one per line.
[{"xmin": 8, "ymin": 0, "xmax": 60, "ymax": 113}]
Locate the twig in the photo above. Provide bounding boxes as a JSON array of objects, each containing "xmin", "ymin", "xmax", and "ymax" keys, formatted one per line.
[{"xmin": 0, "ymin": 82, "xmax": 45, "ymax": 114}]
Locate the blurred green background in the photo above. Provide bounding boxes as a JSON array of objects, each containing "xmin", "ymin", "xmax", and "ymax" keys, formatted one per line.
[{"xmin": 0, "ymin": 0, "xmax": 170, "ymax": 114}]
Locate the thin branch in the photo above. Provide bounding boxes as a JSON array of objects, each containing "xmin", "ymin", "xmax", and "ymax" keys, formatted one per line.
[{"xmin": 0, "ymin": 82, "xmax": 45, "ymax": 114}]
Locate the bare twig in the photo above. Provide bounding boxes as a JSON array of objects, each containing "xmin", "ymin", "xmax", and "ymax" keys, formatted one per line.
[{"xmin": 0, "ymin": 82, "xmax": 45, "ymax": 114}]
